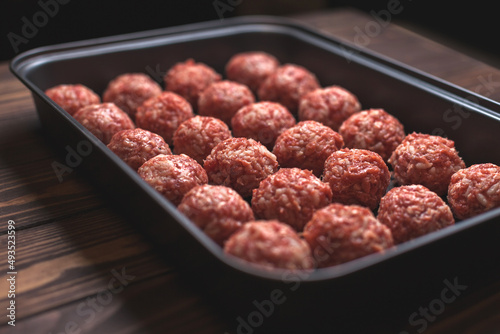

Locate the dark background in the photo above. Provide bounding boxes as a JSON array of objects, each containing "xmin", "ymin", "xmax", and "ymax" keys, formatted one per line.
[{"xmin": 1, "ymin": 0, "xmax": 499, "ymax": 65}]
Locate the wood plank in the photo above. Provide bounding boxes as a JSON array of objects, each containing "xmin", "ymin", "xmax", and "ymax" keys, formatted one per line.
[
  {"xmin": 293, "ymin": 8, "xmax": 500, "ymax": 102},
  {"xmin": 0, "ymin": 207, "xmax": 172, "ymax": 319},
  {"xmin": 2, "ymin": 273, "xmax": 229, "ymax": 334},
  {"xmin": 0, "ymin": 153, "xmax": 107, "ymax": 230},
  {"xmin": 0, "ymin": 63, "xmax": 106, "ymax": 230},
  {"xmin": 0, "ymin": 63, "xmax": 38, "ymax": 136}
]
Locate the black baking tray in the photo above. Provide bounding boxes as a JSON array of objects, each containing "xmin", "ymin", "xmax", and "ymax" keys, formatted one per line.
[{"xmin": 10, "ymin": 16, "xmax": 500, "ymax": 333}]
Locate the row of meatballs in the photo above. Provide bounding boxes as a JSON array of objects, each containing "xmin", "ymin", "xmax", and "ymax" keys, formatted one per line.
[{"xmin": 44, "ymin": 51, "xmax": 500, "ymax": 271}]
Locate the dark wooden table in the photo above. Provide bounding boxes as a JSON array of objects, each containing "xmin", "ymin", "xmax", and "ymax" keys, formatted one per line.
[{"xmin": 1, "ymin": 8, "xmax": 500, "ymax": 334}]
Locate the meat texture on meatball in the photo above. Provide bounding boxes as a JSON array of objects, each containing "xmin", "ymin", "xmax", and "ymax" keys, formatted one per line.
[
  {"xmin": 164, "ymin": 58, "xmax": 221, "ymax": 108},
  {"xmin": 377, "ymin": 184, "xmax": 455, "ymax": 244},
  {"xmin": 225, "ymin": 51, "xmax": 280, "ymax": 93},
  {"xmin": 388, "ymin": 132, "xmax": 465, "ymax": 196},
  {"xmin": 45, "ymin": 84, "xmax": 101, "ymax": 115},
  {"xmin": 303, "ymin": 203, "xmax": 393, "ymax": 268},
  {"xmin": 102, "ymin": 73, "xmax": 162, "ymax": 119},
  {"xmin": 273, "ymin": 120, "xmax": 344, "ymax": 177},
  {"xmin": 107, "ymin": 128, "xmax": 172, "ymax": 171},
  {"xmin": 298, "ymin": 85, "xmax": 361, "ymax": 131},
  {"xmin": 198, "ymin": 80, "xmax": 255, "ymax": 125},
  {"xmin": 323, "ymin": 148, "xmax": 390, "ymax": 210},
  {"xmin": 224, "ymin": 220, "xmax": 314, "ymax": 271},
  {"xmin": 251, "ymin": 168, "xmax": 332, "ymax": 232},
  {"xmin": 73, "ymin": 103, "xmax": 135, "ymax": 144},
  {"xmin": 135, "ymin": 91, "xmax": 193, "ymax": 145},
  {"xmin": 204, "ymin": 137, "xmax": 279, "ymax": 198},
  {"xmin": 258, "ymin": 63, "xmax": 321, "ymax": 114},
  {"xmin": 178, "ymin": 184, "xmax": 254, "ymax": 246},
  {"xmin": 448, "ymin": 163, "xmax": 500, "ymax": 220},
  {"xmin": 339, "ymin": 108, "xmax": 405, "ymax": 162},
  {"xmin": 231, "ymin": 101, "xmax": 296, "ymax": 150},
  {"xmin": 138, "ymin": 154, "xmax": 208, "ymax": 205},
  {"xmin": 173, "ymin": 116, "xmax": 232, "ymax": 165}
]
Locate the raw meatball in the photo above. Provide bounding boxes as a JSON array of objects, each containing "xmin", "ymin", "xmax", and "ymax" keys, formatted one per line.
[
  {"xmin": 73, "ymin": 103, "xmax": 135, "ymax": 144},
  {"xmin": 303, "ymin": 203, "xmax": 393, "ymax": 268},
  {"xmin": 388, "ymin": 132, "xmax": 465, "ymax": 196},
  {"xmin": 448, "ymin": 163, "xmax": 500, "ymax": 220},
  {"xmin": 273, "ymin": 120, "xmax": 344, "ymax": 177},
  {"xmin": 45, "ymin": 84, "xmax": 100, "ymax": 115},
  {"xmin": 225, "ymin": 51, "xmax": 280, "ymax": 93},
  {"xmin": 172, "ymin": 116, "xmax": 232, "ymax": 165},
  {"xmin": 178, "ymin": 185, "xmax": 254, "ymax": 246},
  {"xmin": 204, "ymin": 137, "xmax": 279, "ymax": 198},
  {"xmin": 102, "ymin": 73, "xmax": 162, "ymax": 119},
  {"xmin": 198, "ymin": 80, "xmax": 255, "ymax": 125},
  {"xmin": 231, "ymin": 101, "xmax": 296, "ymax": 150},
  {"xmin": 164, "ymin": 58, "xmax": 221, "ymax": 107},
  {"xmin": 251, "ymin": 168, "xmax": 332, "ymax": 231},
  {"xmin": 107, "ymin": 128, "xmax": 172, "ymax": 171},
  {"xmin": 135, "ymin": 91, "xmax": 193, "ymax": 145},
  {"xmin": 224, "ymin": 220, "xmax": 313, "ymax": 270},
  {"xmin": 378, "ymin": 185, "xmax": 455, "ymax": 244},
  {"xmin": 323, "ymin": 148, "xmax": 390, "ymax": 210},
  {"xmin": 298, "ymin": 85, "xmax": 361, "ymax": 131},
  {"xmin": 138, "ymin": 154, "xmax": 207, "ymax": 206},
  {"xmin": 339, "ymin": 108, "xmax": 405, "ymax": 162},
  {"xmin": 258, "ymin": 64, "xmax": 321, "ymax": 114}
]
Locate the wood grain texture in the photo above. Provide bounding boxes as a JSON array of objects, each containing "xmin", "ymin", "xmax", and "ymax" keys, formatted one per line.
[
  {"xmin": 293, "ymin": 8, "xmax": 500, "ymax": 102},
  {"xmin": 1, "ymin": 7, "xmax": 500, "ymax": 334}
]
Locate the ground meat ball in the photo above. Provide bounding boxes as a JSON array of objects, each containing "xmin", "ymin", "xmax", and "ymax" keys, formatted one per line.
[
  {"xmin": 135, "ymin": 91, "xmax": 193, "ymax": 145},
  {"xmin": 448, "ymin": 163, "xmax": 500, "ymax": 220},
  {"xmin": 45, "ymin": 84, "xmax": 101, "ymax": 115},
  {"xmin": 107, "ymin": 128, "xmax": 172, "ymax": 171},
  {"xmin": 224, "ymin": 220, "xmax": 313, "ymax": 270},
  {"xmin": 164, "ymin": 58, "xmax": 221, "ymax": 108},
  {"xmin": 178, "ymin": 185, "xmax": 254, "ymax": 246},
  {"xmin": 258, "ymin": 64, "xmax": 321, "ymax": 115},
  {"xmin": 323, "ymin": 148, "xmax": 390, "ymax": 210},
  {"xmin": 303, "ymin": 203, "xmax": 393, "ymax": 268},
  {"xmin": 225, "ymin": 51, "xmax": 280, "ymax": 93},
  {"xmin": 388, "ymin": 132, "xmax": 465, "ymax": 196},
  {"xmin": 231, "ymin": 101, "xmax": 296, "ymax": 150},
  {"xmin": 251, "ymin": 168, "xmax": 332, "ymax": 231},
  {"xmin": 102, "ymin": 73, "xmax": 162, "ymax": 120},
  {"xmin": 378, "ymin": 185, "xmax": 455, "ymax": 244},
  {"xmin": 298, "ymin": 85, "xmax": 361, "ymax": 131},
  {"xmin": 204, "ymin": 137, "xmax": 279, "ymax": 198},
  {"xmin": 138, "ymin": 154, "xmax": 207, "ymax": 205},
  {"xmin": 273, "ymin": 120, "xmax": 344, "ymax": 177},
  {"xmin": 73, "ymin": 103, "xmax": 135, "ymax": 144},
  {"xmin": 198, "ymin": 80, "xmax": 255, "ymax": 125},
  {"xmin": 339, "ymin": 108, "xmax": 405, "ymax": 162},
  {"xmin": 173, "ymin": 116, "xmax": 232, "ymax": 165}
]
